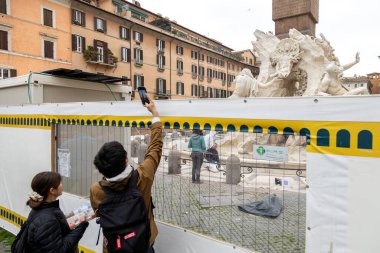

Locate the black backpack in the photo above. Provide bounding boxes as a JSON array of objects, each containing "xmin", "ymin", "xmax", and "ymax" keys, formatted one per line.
[{"xmin": 98, "ymin": 170, "xmax": 151, "ymax": 253}]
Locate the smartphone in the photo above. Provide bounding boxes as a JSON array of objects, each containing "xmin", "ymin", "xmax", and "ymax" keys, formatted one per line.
[{"xmin": 137, "ymin": 87, "xmax": 149, "ymax": 105}]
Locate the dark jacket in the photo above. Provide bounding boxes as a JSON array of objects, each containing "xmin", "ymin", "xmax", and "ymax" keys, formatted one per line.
[
  {"xmin": 26, "ymin": 200, "xmax": 88, "ymax": 253},
  {"xmin": 90, "ymin": 121, "xmax": 163, "ymax": 251},
  {"xmin": 205, "ymin": 147, "xmax": 220, "ymax": 165}
]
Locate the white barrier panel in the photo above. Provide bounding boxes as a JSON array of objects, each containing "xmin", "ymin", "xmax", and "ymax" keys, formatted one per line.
[
  {"xmin": 155, "ymin": 222, "xmax": 254, "ymax": 253},
  {"xmin": 306, "ymin": 153, "xmax": 380, "ymax": 253}
]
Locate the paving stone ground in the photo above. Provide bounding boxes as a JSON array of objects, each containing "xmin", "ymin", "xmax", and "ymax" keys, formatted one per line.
[{"xmin": 152, "ymin": 163, "xmax": 306, "ymax": 253}]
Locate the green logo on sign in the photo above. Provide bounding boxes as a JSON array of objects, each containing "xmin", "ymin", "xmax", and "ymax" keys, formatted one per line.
[{"xmin": 257, "ymin": 146, "xmax": 265, "ymax": 155}]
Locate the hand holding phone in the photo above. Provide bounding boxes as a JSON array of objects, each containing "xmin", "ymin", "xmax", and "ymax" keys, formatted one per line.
[{"xmin": 137, "ymin": 87, "xmax": 149, "ymax": 105}]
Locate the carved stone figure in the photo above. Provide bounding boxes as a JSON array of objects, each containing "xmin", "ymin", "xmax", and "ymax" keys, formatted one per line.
[
  {"xmin": 229, "ymin": 28, "xmax": 368, "ymax": 98},
  {"xmin": 229, "ymin": 68, "xmax": 257, "ymax": 98}
]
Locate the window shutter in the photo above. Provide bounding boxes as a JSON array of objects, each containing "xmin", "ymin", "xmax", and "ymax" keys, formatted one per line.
[
  {"xmin": 163, "ymin": 80, "xmax": 166, "ymax": 92},
  {"xmin": 71, "ymin": 34, "xmax": 76, "ymax": 51},
  {"xmin": 162, "ymin": 40, "xmax": 165, "ymax": 48},
  {"xmin": 156, "ymin": 39, "xmax": 159, "ymax": 46},
  {"xmin": 156, "ymin": 55, "xmax": 159, "ymax": 65},
  {"xmin": 156, "ymin": 79, "xmax": 159, "ymax": 93},
  {"xmin": 121, "ymin": 47, "xmax": 124, "ymax": 61},
  {"xmin": 134, "ymin": 48, "xmax": 137, "ymax": 59},
  {"xmin": 103, "ymin": 20, "xmax": 107, "ymax": 33},
  {"xmin": 119, "ymin": 26, "xmax": 123, "ymax": 38},
  {"xmin": 10, "ymin": 69, "xmax": 16, "ymax": 77},
  {"xmin": 141, "ymin": 76, "xmax": 144, "ymax": 86},
  {"xmin": 94, "ymin": 17, "xmax": 97, "ymax": 30},
  {"xmin": 176, "ymin": 82, "xmax": 179, "ymax": 95},
  {"xmin": 127, "ymin": 48, "xmax": 131, "ymax": 62},
  {"xmin": 181, "ymin": 61, "xmax": 183, "ymax": 70},
  {"xmin": 140, "ymin": 33, "xmax": 143, "ymax": 42},
  {"xmin": 0, "ymin": 0, "xmax": 7, "ymax": 14},
  {"xmin": 71, "ymin": 9, "xmax": 75, "ymax": 24},
  {"xmin": 44, "ymin": 41, "xmax": 53, "ymax": 58},
  {"xmin": 82, "ymin": 37, "xmax": 86, "ymax": 52},
  {"xmin": 82, "ymin": 12, "xmax": 86, "ymax": 27},
  {"xmin": 133, "ymin": 31, "xmax": 136, "ymax": 40},
  {"xmin": 133, "ymin": 75, "xmax": 137, "ymax": 90},
  {"xmin": 181, "ymin": 83, "xmax": 184, "ymax": 95},
  {"xmin": 162, "ymin": 55, "xmax": 165, "ymax": 66},
  {"xmin": 126, "ymin": 28, "xmax": 130, "ymax": 40},
  {"xmin": 140, "ymin": 50, "xmax": 143, "ymax": 60},
  {"xmin": 103, "ymin": 42, "xmax": 108, "ymax": 63},
  {"xmin": 44, "ymin": 9, "xmax": 53, "ymax": 27}
]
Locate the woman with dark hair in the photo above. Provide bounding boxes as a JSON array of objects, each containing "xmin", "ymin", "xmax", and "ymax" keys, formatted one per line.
[
  {"xmin": 22, "ymin": 171, "xmax": 88, "ymax": 252},
  {"xmin": 188, "ymin": 129, "xmax": 206, "ymax": 183}
]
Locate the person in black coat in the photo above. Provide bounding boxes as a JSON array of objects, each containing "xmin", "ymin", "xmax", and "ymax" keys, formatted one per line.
[{"xmin": 25, "ymin": 171, "xmax": 88, "ymax": 253}]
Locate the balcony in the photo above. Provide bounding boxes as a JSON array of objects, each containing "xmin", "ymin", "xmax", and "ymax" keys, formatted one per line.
[
  {"xmin": 157, "ymin": 65, "xmax": 165, "ymax": 72},
  {"xmin": 222, "ymin": 80, "xmax": 226, "ymax": 86},
  {"xmin": 192, "ymin": 73, "xmax": 197, "ymax": 79},
  {"xmin": 177, "ymin": 69, "xmax": 183, "ymax": 76},
  {"xmin": 207, "ymin": 77, "xmax": 212, "ymax": 83},
  {"xmin": 135, "ymin": 59, "xmax": 143, "ymax": 67},
  {"xmin": 154, "ymin": 89, "xmax": 171, "ymax": 99},
  {"xmin": 199, "ymin": 75, "xmax": 204, "ymax": 81},
  {"xmin": 83, "ymin": 46, "xmax": 118, "ymax": 68}
]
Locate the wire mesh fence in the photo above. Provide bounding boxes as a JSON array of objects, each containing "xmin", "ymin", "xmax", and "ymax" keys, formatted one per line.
[{"xmin": 57, "ymin": 125, "xmax": 306, "ymax": 253}]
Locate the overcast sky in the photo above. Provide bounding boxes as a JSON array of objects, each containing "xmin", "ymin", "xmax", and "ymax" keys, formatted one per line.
[{"xmin": 144, "ymin": 0, "xmax": 380, "ymax": 76}]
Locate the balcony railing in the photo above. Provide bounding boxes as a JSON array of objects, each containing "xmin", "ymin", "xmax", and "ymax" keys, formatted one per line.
[
  {"xmin": 135, "ymin": 59, "xmax": 143, "ymax": 67},
  {"xmin": 154, "ymin": 89, "xmax": 171, "ymax": 98},
  {"xmin": 177, "ymin": 69, "xmax": 183, "ymax": 75},
  {"xmin": 207, "ymin": 77, "xmax": 212, "ymax": 83}
]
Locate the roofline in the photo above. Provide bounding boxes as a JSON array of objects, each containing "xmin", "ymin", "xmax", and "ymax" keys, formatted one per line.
[
  {"xmin": 73, "ymin": 0, "xmax": 257, "ymax": 67},
  {"xmin": 115, "ymin": 0, "xmax": 235, "ymax": 51}
]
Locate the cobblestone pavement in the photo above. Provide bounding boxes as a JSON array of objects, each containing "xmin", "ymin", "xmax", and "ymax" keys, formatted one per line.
[{"xmin": 152, "ymin": 165, "xmax": 306, "ymax": 253}]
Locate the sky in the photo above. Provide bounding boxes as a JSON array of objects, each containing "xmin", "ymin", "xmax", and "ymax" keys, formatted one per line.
[{"xmin": 144, "ymin": 0, "xmax": 380, "ymax": 76}]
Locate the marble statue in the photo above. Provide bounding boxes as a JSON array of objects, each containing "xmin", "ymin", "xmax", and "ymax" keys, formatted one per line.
[
  {"xmin": 229, "ymin": 68, "xmax": 257, "ymax": 98},
  {"xmin": 229, "ymin": 29, "xmax": 369, "ymax": 98}
]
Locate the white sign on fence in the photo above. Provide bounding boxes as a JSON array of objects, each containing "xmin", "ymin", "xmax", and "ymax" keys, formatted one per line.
[
  {"xmin": 58, "ymin": 148, "xmax": 71, "ymax": 177},
  {"xmin": 253, "ymin": 145, "xmax": 288, "ymax": 162}
]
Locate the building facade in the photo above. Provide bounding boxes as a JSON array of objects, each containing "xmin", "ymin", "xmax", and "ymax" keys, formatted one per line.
[
  {"xmin": 341, "ymin": 75, "xmax": 370, "ymax": 92},
  {"xmin": 0, "ymin": 0, "xmax": 72, "ymax": 78},
  {"xmin": 0, "ymin": 0, "xmax": 258, "ymax": 100}
]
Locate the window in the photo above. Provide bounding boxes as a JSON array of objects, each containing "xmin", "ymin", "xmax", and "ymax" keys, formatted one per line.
[
  {"xmin": 97, "ymin": 45, "xmax": 103, "ymax": 62},
  {"xmin": 120, "ymin": 26, "xmax": 129, "ymax": 40},
  {"xmin": 156, "ymin": 78, "xmax": 166, "ymax": 95},
  {"xmin": 176, "ymin": 82, "xmax": 184, "ymax": 95},
  {"xmin": 121, "ymin": 47, "xmax": 130, "ymax": 62},
  {"xmin": 176, "ymin": 45, "xmax": 183, "ymax": 55},
  {"xmin": 134, "ymin": 48, "xmax": 143, "ymax": 65},
  {"xmin": 177, "ymin": 60, "xmax": 183, "ymax": 74},
  {"xmin": 191, "ymin": 65, "xmax": 197, "ymax": 77},
  {"xmin": 0, "ymin": 0, "xmax": 7, "ymax": 14},
  {"xmin": 207, "ymin": 68, "xmax": 212, "ymax": 81},
  {"xmin": 43, "ymin": 8, "xmax": 53, "ymax": 27},
  {"xmin": 157, "ymin": 54, "xmax": 165, "ymax": 69},
  {"xmin": 94, "ymin": 17, "xmax": 106, "ymax": 33},
  {"xmin": 0, "ymin": 68, "xmax": 16, "ymax": 79},
  {"xmin": 199, "ymin": 53, "xmax": 204, "ymax": 61},
  {"xmin": 44, "ymin": 40, "xmax": 54, "ymax": 59},
  {"xmin": 94, "ymin": 40, "xmax": 108, "ymax": 63},
  {"xmin": 72, "ymin": 35, "xmax": 85, "ymax": 53},
  {"xmin": 191, "ymin": 50, "xmax": 197, "ymax": 59},
  {"xmin": 133, "ymin": 75, "xmax": 144, "ymax": 89},
  {"xmin": 72, "ymin": 9, "xmax": 85, "ymax": 26},
  {"xmin": 134, "ymin": 31, "xmax": 143, "ymax": 42},
  {"xmin": 199, "ymin": 85, "xmax": 204, "ymax": 97},
  {"xmin": 0, "ymin": 30, "xmax": 8, "ymax": 50},
  {"xmin": 156, "ymin": 39, "xmax": 165, "ymax": 52},
  {"xmin": 207, "ymin": 87, "xmax": 213, "ymax": 98},
  {"xmin": 191, "ymin": 84, "xmax": 198, "ymax": 97},
  {"xmin": 199, "ymin": 66, "xmax": 204, "ymax": 80}
]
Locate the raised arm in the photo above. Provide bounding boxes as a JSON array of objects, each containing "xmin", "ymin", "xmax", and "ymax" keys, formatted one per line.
[{"xmin": 139, "ymin": 98, "xmax": 163, "ymax": 181}]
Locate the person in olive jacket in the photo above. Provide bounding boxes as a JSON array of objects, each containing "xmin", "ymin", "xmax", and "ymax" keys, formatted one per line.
[
  {"xmin": 90, "ymin": 98, "xmax": 162, "ymax": 253},
  {"xmin": 25, "ymin": 171, "xmax": 88, "ymax": 253}
]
